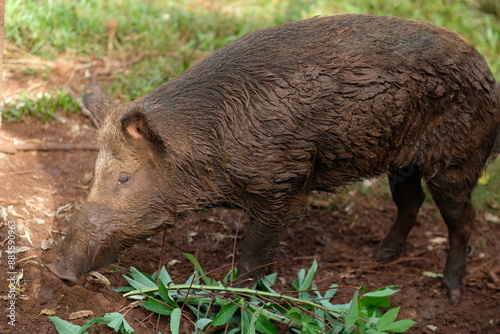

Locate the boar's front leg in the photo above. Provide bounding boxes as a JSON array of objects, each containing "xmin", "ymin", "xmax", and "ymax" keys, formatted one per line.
[
  {"xmin": 378, "ymin": 165, "xmax": 425, "ymax": 261},
  {"xmin": 237, "ymin": 193, "xmax": 308, "ymax": 278}
]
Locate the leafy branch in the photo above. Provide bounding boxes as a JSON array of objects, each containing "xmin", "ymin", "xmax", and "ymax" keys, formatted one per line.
[{"xmin": 49, "ymin": 255, "xmax": 415, "ymax": 333}]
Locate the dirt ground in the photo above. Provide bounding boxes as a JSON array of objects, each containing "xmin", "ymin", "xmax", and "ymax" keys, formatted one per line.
[{"xmin": 0, "ymin": 65, "xmax": 499, "ymax": 333}]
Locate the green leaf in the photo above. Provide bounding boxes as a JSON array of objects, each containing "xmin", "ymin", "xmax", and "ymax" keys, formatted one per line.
[
  {"xmin": 124, "ymin": 267, "xmax": 156, "ymax": 290},
  {"xmin": 360, "ymin": 287, "xmax": 398, "ymax": 313},
  {"xmin": 78, "ymin": 318, "xmax": 100, "ymax": 333},
  {"xmin": 97, "ymin": 313, "xmax": 134, "ymax": 334},
  {"xmin": 264, "ymin": 272, "xmax": 278, "ymax": 286},
  {"xmin": 170, "ymin": 308, "xmax": 182, "ymax": 334},
  {"xmin": 242, "ymin": 303, "xmax": 278, "ymax": 333},
  {"xmin": 248, "ymin": 305, "xmax": 264, "ymax": 334},
  {"xmin": 223, "ymin": 266, "xmax": 238, "ymax": 284},
  {"xmin": 379, "ymin": 319, "xmax": 416, "ymax": 333},
  {"xmin": 48, "ymin": 316, "xmax": 89, "ymax": 334},
  {"xmin": 184, "ymin": 273, "xmax": 198, "ymax": 285},
  {"xmin": 376, "ymin": 307, "xmax": 400, "ymax": 331},
  {"xmin": 344, "ymin": 290, "xmax": 359, "ymax": 330},
  {"xmin": 158, "ymin": 279, "xmax": 179, "ymax": 308},
  {"xmin": 292, "ymin": 268, "xmax": 305, "ymax": 290},
  {"xmin": 258, "ymin": 272, "xmax": 278, "ymax": 293},
  {"xmin": 183, "ymin": 253, "xmax": 213, "ymax": 285},
  {"xmin": 325, "ymin": 284, "xmax": 338, "ymax": 299},
  {"xmin": 241, "ymin": 308, "xmax": 252, "ymax": 334},
  {"xmin": 362, "ymin": 287, "xmax": 399, "ymax": 298},
  {"xmin": 365, "ymin": 329, "xmax": 386, "ymax": 334},
  {"xmin": 210, "ymin": 302, "xmax": 240, "ymax": 326},
  {"xmin": 316, "ymin": 284, "xmax": 341, "ymax": 311},
  {"xmin": 158, "ymin": 266, "xmax": 173, "ymax": 285},
  {"xmin": 254, "ymin": 312, "xmax": 278, "ymax": 334},
  {"xmin": 143, "ymin": 298, "xmax": 173, "ymax": 315},
  {"xmin": 299, "ymin": 259, "xmax": 318, "ymax": 291},
  {"xmin": 113, "ymin": 286, "xmax": 135, "ymax": 293},
  {"xmin": 313, "ymin": 308, "xmax": 326, "ymax": 331},
  {"xmin": 286, "ymin": 307, "xmax": 303, "ymax": 327},
  {"xmin": 130, "ymin": 267, "xmax": 155, "ymax": 285},
  {"xmin": 302, "ymin": 318, "xmax": 322, "ymax": 334},
  {"xmin": 196, "ymin": 318, "xmax": 213, "ymax": 330},
  {"xmin": 361, "ymin": 295, "xmax": 392, "ymax": 310}
]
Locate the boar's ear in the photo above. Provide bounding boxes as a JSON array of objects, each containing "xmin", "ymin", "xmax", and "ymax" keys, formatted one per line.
[
  {"xmin": 120, "ymin": 108, "xmax": 167, "ymax": 158},
  {"xmin": 83, "ymin": 81, "xmax": 115, "ymax": 127}
]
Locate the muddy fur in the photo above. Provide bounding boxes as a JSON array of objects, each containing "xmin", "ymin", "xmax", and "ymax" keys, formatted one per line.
[{"xmin": 49, "ymin": 15, "xmax": 500, "ymax": 302}]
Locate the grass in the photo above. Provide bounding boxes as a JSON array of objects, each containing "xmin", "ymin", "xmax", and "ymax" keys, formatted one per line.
[
  {"xmin": 3, "ymin": 0, "xmax": 500, "ymax": 207},
  {"xmin": 1, "ymin": 89, "xmax": 80, "ymax": 121},
  {"xmin": 5, "ymin": 0, "xmax": 500, "ymax": 98}
]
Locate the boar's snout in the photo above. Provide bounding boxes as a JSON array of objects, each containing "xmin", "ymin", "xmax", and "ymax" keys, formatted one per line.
[
  {"xmin": 46, "ymin": 261, "xmax": 79, "ymax": 286},
  {"xmin": 47, "ymin": 208, "xmax": 104, "ymax": 286},
  {"xmin": 48, "ymin": 201, "xmax": 157, "ymax": 286}
]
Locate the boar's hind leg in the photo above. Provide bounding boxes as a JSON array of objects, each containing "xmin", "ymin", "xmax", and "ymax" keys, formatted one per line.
[
  {"xmin": 378, "ymin": 165, "xmax": 425, "ymax": 261},
  {"xmin": 426, "ymin": 180, "xmax": 474, "ymax": 304}
]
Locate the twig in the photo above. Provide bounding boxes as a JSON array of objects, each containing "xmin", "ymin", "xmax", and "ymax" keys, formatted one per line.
[
  {"xmin": 361, "ymin": 269, "xmax": 421, "ymax": 278},
  {"xmin": 488, "ymin": 270, "xmax": 500, "ymax": 285},
  {"xmin": 0, "ymin": 169, "xmax": 36, "ymax": 176},
  {"xmin": 370, "ymin": 256, "xmax": 426, "ymax": 268},
  {"xmin": 17, "ymin": 255, "xmax": 38, "ymax": 263},
  {"xmin": 327, "ymin": 256, "xmax": 426, "ymax": 270},
  {"xmin": 0, "ymin": 142, "xmax": 98, "ymax": 153},
  {"xmin": 465, "ymin": 285, "xmax": 500, "ymax": 300}
]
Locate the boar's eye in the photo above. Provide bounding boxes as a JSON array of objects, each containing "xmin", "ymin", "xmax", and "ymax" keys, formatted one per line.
[{"xmin": 117, "ymin": 175, "xmax": 131, "ymax": 185}]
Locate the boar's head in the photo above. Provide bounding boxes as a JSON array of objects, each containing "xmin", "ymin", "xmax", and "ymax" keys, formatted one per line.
[{"xmin": 47, "ymin": 82, "xmax": 200, "ymax": 286}]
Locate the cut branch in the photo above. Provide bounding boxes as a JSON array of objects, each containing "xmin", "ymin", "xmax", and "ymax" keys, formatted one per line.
[{"xmin": 0, "ymin": 141, "xmax": 99, "ymax": 154}]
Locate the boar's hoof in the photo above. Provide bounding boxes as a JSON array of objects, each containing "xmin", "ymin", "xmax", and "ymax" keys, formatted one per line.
[
  {"xmin": 46, "ymin": 263, "xmax": 79, "ymax": 287},
  {"xmin": 448, "ymin": 288, "xmax": 461, "ymax": 305},
  {"xmin": 376, "ymin": 247, "xmax": 400, "ymax": 262}
]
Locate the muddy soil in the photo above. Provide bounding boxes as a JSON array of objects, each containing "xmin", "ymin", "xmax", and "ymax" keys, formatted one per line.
[{"xmin": 0, "ymin": 113, "xmax": 498, "ymax": 334}]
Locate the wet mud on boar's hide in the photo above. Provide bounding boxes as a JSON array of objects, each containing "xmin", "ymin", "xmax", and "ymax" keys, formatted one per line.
[{"xmin": 47, "ymin": 14, "xmax": 500, "ymax": 304}]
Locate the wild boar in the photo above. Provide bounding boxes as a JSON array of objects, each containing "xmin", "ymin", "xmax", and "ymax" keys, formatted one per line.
[{"xmin": 47, "ymin": 14, "xmax": 500, "ymax": 303}]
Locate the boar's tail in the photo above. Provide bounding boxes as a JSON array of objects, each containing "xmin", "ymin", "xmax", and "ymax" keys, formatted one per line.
[
  {"xmin": 494, "ymin": 82, "xmax": 500, "ymax": 155},
  {"xmin": 494, "ymin": 132, "xmax": 500, "ymax": 155}
]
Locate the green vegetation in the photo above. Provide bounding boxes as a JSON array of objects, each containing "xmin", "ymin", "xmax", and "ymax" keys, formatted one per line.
[
  {"xmin": 5, "ymin": 0, "xmax": 500, "ymax": 99},
  {"xmin": 1, "ymin": 89, "xmax": 80, "ymax": 121},
  {"xmin": 49, "ymin": 255, "xmax": 415, "ymax": 333},
  {"xmin": 49, "ymin": 313, "xmax": 134, "ymax": 334},
  {"xmin": 474, "ymin": 158, "xmax": 500, "ymax": 210}
]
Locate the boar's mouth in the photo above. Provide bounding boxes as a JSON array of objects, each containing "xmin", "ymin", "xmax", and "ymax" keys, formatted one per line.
[
  {"xmin": 46, "ymin": 261, "xmax": 80, "ymax": 286},
  {"xmin": 47, "ymin": 244, "xmax": 121, "ymax": 286},
  {"xmin": 47, "ymin": 234, "xmax": 128, "ymax": 286},
  {"xmin": 47, "ymin": 219, "xmax": 177, "ymax": 286}
]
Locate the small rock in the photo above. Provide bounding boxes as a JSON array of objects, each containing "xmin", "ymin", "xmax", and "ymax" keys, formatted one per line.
[
  {"xmin": 426, "ymin": 324, "xmax": 438, "ymax": 332},
  {"xmin": 38, "ymin": 308, "xmax": 56, "ymax": 317},
  {"xmin": 82, "ymin": 172, "xmax": 93, "ymax": 184},
  {"xmin": 485, "ymin": 213, "xmax": 500, "ymax": 224},
  {"xmin": 41, "ymin": 238, "xmax": 54, "ymax": 251},
  {"xmin": 69, "ymin": 310, "xmax": 94, "ymax": 320}
]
